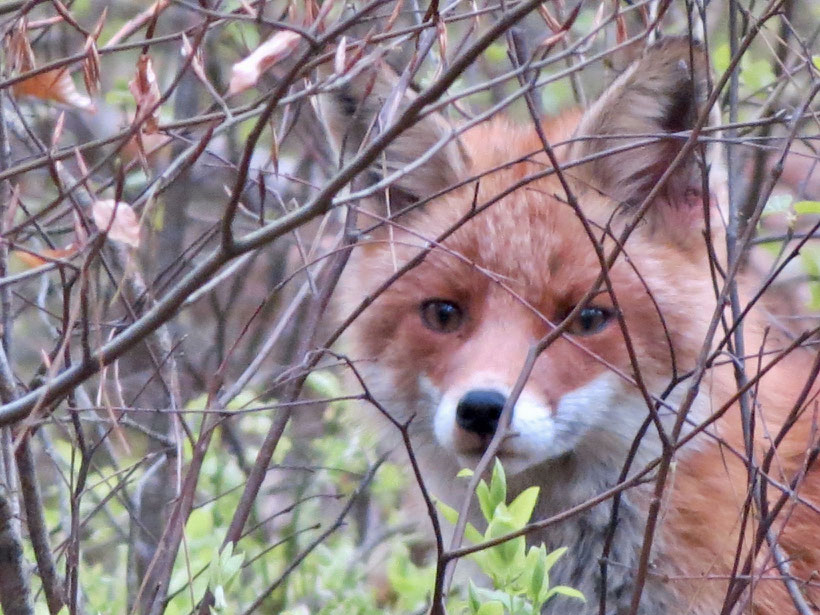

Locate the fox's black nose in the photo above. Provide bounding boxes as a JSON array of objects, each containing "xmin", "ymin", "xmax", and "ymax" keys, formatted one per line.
[{"xmin": 456, "ymin": 389, "xmax": 507, "ymax": 436}]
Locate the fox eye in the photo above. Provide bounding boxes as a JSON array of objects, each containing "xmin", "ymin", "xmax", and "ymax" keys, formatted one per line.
[
  {"xmin": 568, "ymin": 306, "xmax": 613, "ymax": 336},
  {"xmin": 420, "ymin": 300, "xmax": 464, "ymax": 333}
]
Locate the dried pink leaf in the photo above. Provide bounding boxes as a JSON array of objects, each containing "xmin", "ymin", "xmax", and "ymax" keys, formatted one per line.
[
  {"xmin": 91, "ymin": 199, "xmax": 141, "ymax": 247},
  {"xmin": 304, "ymin": 0, "xmax": 319, "ymax": 25},
  {"xmin": 538, "ymin": 4, "xmax": 562, "ymax": 32},
  {"xmin": 181, "ymin": 33, "xmax": 208, "ymax": 84},
  {"xmin": 334, "ymin": 36, "xmax": 347, "ymax": 75},
  {"xmin": 615, "ymin": 11, "xmax": 627, "ymax": 44},
  {"xmin": 82, "ymin": 9, "xmax": 106, "ymax": 98},
  {"xmin": 228, "ymin": 30, "xmax": 301, "ymax": 95},
  {"xmin": 7, "ymin": 19, "xmax": 35, "ymax": 73},
  {"xmin": 270, "ymin": 119, "xmax": 279, "ymax": 175},
  {"xmin": 538, "ymin": 29, "xmax": 568, "ymax": 49},
  {"xmin": 13, "ymin": 68, "xmax": 95, "ymax": 111},
  {"xmin": 74, "ymin": 147, "xmax": 90, "ymax": 177},
  {"xmin": 83, "ymin": 40, "xmax": 101, "ymax": 97},
  {"xmin": 13, "ymin": 244, "xmax": 79, "ymax": 268},
  {"xmin": 437, "ymin": 20, "xmax": 448, "ymax": 61},
  {"xmin": 8, "ymin": 22, "xmax": 94, "ymax": 111},
  {"xmin": 129, "ymin": 54, "xmax": 161, "ymax": 134},
  {"xmin": 27, "ymin": 16, "xmax": 64, "ymax": 30},
  {"xmin": 537, "ymin": 2, "xmax": 582, "ymax": 49}
]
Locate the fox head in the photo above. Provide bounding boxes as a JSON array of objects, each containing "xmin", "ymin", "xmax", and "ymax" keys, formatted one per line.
[{"xmin": 321, "ymin": 38, "xmax": 726, "ymax": 477}]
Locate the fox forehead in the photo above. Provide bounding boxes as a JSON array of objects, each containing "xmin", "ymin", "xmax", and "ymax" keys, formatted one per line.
[
  {"xmin": 418, "ymin": 116, "xmax": 619, "ymax": 281},
  {"xmin": 364, "ymin": 187, "xmax": 600, "ymax": 309},
  {"xmin": 441, "ymin": 191, "xmax": 602, "ymax": 299},
  {"xmin": 359, "ymin": 124, "xmax": 616, "ymax": 305}
]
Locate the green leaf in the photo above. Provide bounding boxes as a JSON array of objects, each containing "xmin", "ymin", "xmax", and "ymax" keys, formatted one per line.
[
  {"xmin": 527, "ymin": 545, "xmax": 547, "ymax": 603},
  {"xmin": 304, "ymin": 369, "xmax": 343, "ymax": 399},
  {"xmin": 801, "ymin": 248, "xmax": 820, "ymax": 309},
  {"xmin": 387, "ymin": 544, "xmax": 435, "ymax": 610},
  {"xmin": 436, "ymin": 499, "xmax": 459, "ymax": 524},
  {"xmin": 436, "ymin": 499, "xmax": 484, "ymax": 543},
  {"xmin": 485, "ymin": 509, "xmax": 524, "ymax": 571},
  {"xmin": 485, "ymin": 504, "xmax": 514, "ymax": 535},
  {"xmin": 468, "ymin": 581, "xmax": 482, "ymax": 614},
  {"xmin": 149, "ymin": 200, "xmax": 165, "ymax": 231},
  {"xmin": 507, "ymin": 487, "xmax": 539, "ymax": 528},
  {"xmin": 740, "ymin": 57, "xmax": 774, "ymax": 91},
  {"xmin": 762, "ymin": 193, "xmax": 792, "ymax": 217},
  {"xmin": 545, "ymin": 585, "xmax": 586, "ymax": 602},
  {"xmin": 457, "ymin": 468, "xmax": 475, "ymax": 478},
  {"xmin": 207, "ymin": 542, "xmax": 244, "ymax": 595},
  {"xmin": 488, "ymin": 459, "xmax": 507, "ymax": 515},
  {"xmin": 484, "ymin": 42, "xmax": 508, "ymax": 64},
  {"xmin": 476, "ymin": 479, "xmax": 493, "ymax": 521},
  {"xmin": 713, "ymin": 43, "xmax": 730, "ymax": 76},
  {"xmin": 104, "ymin": 77, "xmax": 136, "ymax": 107},
  {"xmin": 213, "ymin": 585, "xmax": 227, "ymax": 610},
  {"xmin": 208, "ymin": 547, "xmax": 222, "ymax": 589},
  {"xmin": 475, "ymin": 601, "xmax": 505, "ymax": 615},
  {"xmin": 794, "ymin": 200, "xmax": 820, "ymax": 215},
  {"xmin": 542, "ymin": 546, "xmax": 568, "ymax": 573},
  {"xmin": 464, "ymin": 522, "xmax": 486, "ymax": 545},
  {"xmin": 221, "ymin": 552, "xmax": 244, "ymax": 585},
  {"xmin": 813, "ymin": 55, "xmax": 820, "ymax": 71}
]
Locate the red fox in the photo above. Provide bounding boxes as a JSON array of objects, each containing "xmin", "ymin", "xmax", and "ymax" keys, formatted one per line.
[{"xmin": 320, "ymin": 38, "xmax": 820, "ymax": 613}]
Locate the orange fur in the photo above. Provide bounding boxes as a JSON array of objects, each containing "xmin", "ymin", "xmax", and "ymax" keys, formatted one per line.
[{"xmin": 322, "ymin": 38, "xmax": 820, "ymax": 613}]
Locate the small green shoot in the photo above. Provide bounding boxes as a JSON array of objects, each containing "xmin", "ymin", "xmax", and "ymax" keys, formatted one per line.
[{"xmin": 439, "ymin": 460, "xmax": 585, "ymax": 614}]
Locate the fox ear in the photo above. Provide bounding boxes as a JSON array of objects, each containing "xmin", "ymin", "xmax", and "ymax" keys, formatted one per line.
[
  {"xmin": 318, "ymin": 59, "xmax": 466, "ymax": 218},
  {"xmin": 569, "ymin": 38, "xmax": 721, "ymax": 234}
]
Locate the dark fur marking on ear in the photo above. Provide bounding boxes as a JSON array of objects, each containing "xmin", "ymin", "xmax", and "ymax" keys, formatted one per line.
[
  {"xmin": 365, "ymin": 170, "xmax": 382, "ymax": 186},
  {"xmin": 661, "ymin": 79, "xmax": 696, "ymax": 133},
  {"xmin": 337, "ymin": 87, "xmax": 359, "ymax": 118}
]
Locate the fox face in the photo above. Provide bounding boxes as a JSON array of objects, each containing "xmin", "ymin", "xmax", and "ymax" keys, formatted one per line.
[
  {"xmin": 320, "ymin": 37, "xmax": 820, "ymax": 613},
  {"xmin": 347, "ymin": 163, "xmax": 714, "ymax": 475},
  {"xmin": 324, "ymin": 38, "xmax": 721, "ymax": 476}
]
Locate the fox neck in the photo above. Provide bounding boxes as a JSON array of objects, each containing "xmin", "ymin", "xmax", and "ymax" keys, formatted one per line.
[{"xmin": 511, "ymin": 450, "xmax": 667, "ymax": 612}]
